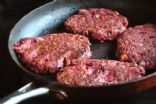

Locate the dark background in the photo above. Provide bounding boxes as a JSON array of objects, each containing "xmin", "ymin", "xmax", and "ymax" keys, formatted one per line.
[{"xmin": 0, "ymin": 0, "xmax": 156, "ymax": 104}]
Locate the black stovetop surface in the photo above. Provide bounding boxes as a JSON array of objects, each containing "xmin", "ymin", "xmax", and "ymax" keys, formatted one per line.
[{"xmin": 0, "ymin": 1, "xmax": 156, "ymax": 104}]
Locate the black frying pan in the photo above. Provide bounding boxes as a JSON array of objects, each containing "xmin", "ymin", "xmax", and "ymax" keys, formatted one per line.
[{"xmin": 1, "ymin": 0, "xmax": 156, "ymax": 103}]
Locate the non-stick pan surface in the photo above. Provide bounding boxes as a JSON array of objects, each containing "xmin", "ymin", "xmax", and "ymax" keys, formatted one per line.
[{"xmin": 7, "ymin": 0, "xmax": 156, "ymax": 102}]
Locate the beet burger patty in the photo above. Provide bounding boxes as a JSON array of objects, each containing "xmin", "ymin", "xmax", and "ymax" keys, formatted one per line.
[
  {"xmin": 117, "ymin": 24, "xmax": 156, "ymax": 69},
  {"xmin": 14, "ymin": 33, "xmax": 92, "ymax": 73},
  {"xmin": 57, "ymin": 59, "xmax": 145, "ymax": 86},
  {"xmin": 64, "ymin": 8, "xmax": 128, "ymax": 42}
]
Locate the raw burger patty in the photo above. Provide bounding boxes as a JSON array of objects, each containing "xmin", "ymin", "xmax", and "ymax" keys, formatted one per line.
[
  {"xmin": 14, "ymin": 33, "xmax": 92, "ymax": 73},
  {"xmin": 64, "ymin": 8, "xmax": 128, "ymax": 42},
  {"xmin": 117, "ymin": 24, "xmax": 156, "ymax": 69},
  {"xmin": 57, "ymin": 59, "xmax": 145, "ymax": 86}
]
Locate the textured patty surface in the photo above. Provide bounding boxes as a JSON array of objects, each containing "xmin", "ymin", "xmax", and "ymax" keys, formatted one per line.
[
  {"xmin": 64, "ymin": 8, "xmax": 128, "ymax": 42},
  {"xmin": 14, "ymin": 33, "xmax": 92, "ymax": 73},
  {"xmin": 117, "ymin": 24, "xmax": 156, "ymax": 69},
  {"xmin": 57, "ymin": 59, "xmax": 145, "ymax": 86}
]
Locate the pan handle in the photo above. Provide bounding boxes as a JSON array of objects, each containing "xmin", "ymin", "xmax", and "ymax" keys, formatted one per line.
[{"xmin": 0, "ymin": 82, "xmax": 67, "ymax": 104}]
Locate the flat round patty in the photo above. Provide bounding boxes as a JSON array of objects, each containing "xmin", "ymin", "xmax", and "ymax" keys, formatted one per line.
[
  {"xmin": 64, "ymin": 8, "xmax": 128, "ymax": 42},
  {"xmin": 14, "ymin": 33, "xmax": 92, "ymax": 73},
  {"xmin": 57, "ymin": 59, "xmax": 145, "ymax": 86},
  {"xmin": 117, "ymin": 24, "xmax": 156, "ymax": 69}
]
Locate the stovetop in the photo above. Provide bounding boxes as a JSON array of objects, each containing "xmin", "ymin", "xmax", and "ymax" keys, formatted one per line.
[{"xmin": 0, "ymin": 1, "xmax": 156, "ymax": 104}]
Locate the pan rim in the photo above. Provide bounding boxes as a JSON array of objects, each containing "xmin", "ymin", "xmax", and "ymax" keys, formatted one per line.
[{"xmin": 8, "ymin": 0, "xmax": 156, "ymax": 88}]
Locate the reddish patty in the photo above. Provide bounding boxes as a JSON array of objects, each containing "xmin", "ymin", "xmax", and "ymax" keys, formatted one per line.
[
  {"xmin": 117, "ymin": 24, "xmax": 156, "ymax": 69},
  {"xmin": 64, "ymin": 8, "xmax": 128, "ymax": 42},
  {"xmin": 14, "ymin": 33, "xmax": 92, "ymax": 73},
  {"xmin": 57, "ymin": 59, "xmax": 145, "ymax": 86}
]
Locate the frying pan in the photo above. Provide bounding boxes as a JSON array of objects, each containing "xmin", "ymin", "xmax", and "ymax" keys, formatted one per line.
[{"xmin": 1, "ymin": 0, "xmax": 156, "ymax": 103}]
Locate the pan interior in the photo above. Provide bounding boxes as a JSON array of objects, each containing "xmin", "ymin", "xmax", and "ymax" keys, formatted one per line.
[{"xmin": 9, "ymin": 0, "xmax": 156, "ymax": 83}]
